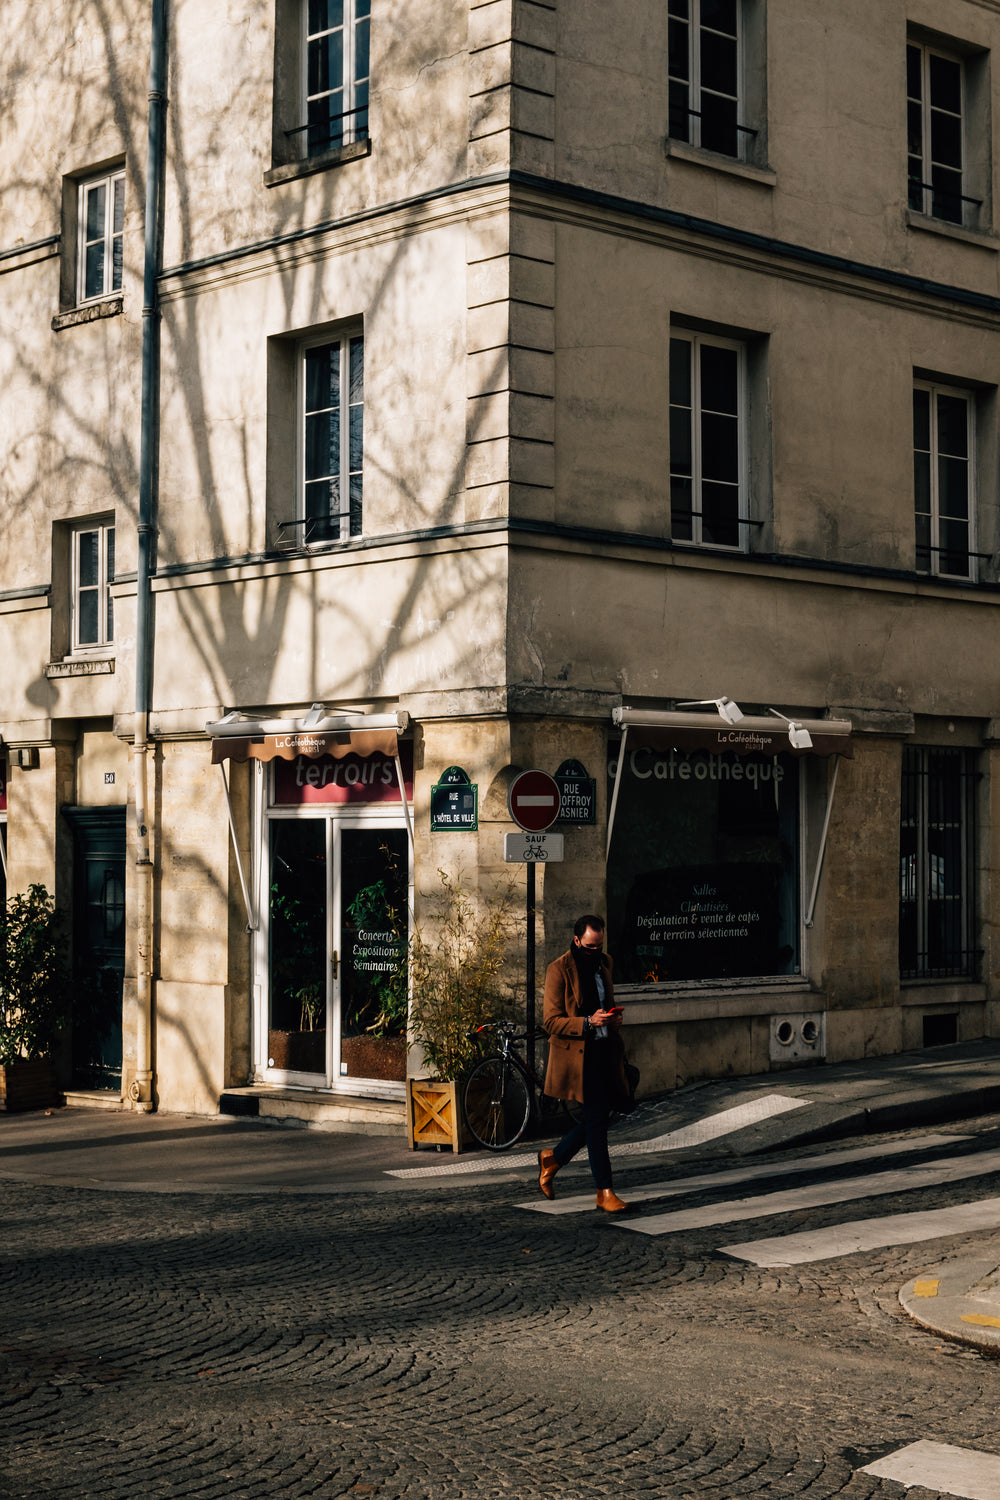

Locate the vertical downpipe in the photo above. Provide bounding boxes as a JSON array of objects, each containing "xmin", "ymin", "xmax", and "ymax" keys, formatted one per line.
[{"xmin": 132, "ymin": 0, "xmax": 167, "ymax": 1112}]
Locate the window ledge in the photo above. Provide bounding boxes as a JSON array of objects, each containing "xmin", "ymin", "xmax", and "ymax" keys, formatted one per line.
[
  {"xmin": 264, "ymin": 136, "xmax": 372, "ymax": 188},
  {"xmin": 905, "ymin": 209, "xmax": 998, "ymax": 251},
  {"xmin": 52, "ymin": 297, "xmax": 124, "ymax": 332},
  {"xmin": 664, "ymin": 138, "xmax": 776, "ymax": 187},
  {"xmin": 46, "ymin": 656, "xmax": 115, "ymax": 678}
]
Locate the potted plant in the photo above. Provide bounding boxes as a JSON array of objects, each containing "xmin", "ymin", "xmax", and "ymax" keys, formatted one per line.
[
  {"xmin": 0, "ymin": 884, "xmax": 66, "ymax": 1111},
  {"xmin": 406, "ymin": 869, "xmax": 518, "ymax": 1152}
]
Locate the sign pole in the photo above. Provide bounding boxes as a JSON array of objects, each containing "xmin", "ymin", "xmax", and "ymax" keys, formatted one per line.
[{"xmin": 526, "ymin": 859, "xmax": 536, "ymax": 1079}]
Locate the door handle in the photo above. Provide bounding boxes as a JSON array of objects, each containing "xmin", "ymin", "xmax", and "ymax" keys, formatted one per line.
[{"xmin": 331, "ymin": 950, "xmax": 339, "ymax": 979}]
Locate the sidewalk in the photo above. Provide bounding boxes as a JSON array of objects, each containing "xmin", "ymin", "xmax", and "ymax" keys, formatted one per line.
[{"xmin": 4, "ymin": 1037, "xmax": 1000, "ymax": 1347}]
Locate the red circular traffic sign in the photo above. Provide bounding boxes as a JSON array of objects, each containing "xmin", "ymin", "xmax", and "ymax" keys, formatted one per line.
[{"xmin": 508, "ymin": 769, "xmax": 561, "ymax": 832}]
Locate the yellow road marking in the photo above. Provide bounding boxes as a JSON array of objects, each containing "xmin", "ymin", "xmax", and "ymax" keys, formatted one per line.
[
  {"xmin": 913, "ymin": 1279, "xmax": 940, "ymax": 1298},
  {"xmin": 960, "ymin": 1313, "xmax": 1000, "ymax": 1328}
]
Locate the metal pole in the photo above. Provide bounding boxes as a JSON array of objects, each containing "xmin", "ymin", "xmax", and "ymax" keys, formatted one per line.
[{"xmin": 526, "ymin": 860, "xmax": 536, "ymax": 1079}]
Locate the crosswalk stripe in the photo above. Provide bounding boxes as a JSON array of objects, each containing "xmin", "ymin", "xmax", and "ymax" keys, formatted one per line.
[
  {"xmin": 861, "ymin": 1439, "xmax": 1000, "ymax": 1498},
  {"xmin": 615, "ymin": 1149, "xmax": 1000, "ymax": 1238},
  {"xmin": 516, "ymin": 1133, "xmax": 966, "ymax": 1215},
  {"xmin": 723, "ymin": 1197, "xmax": 1000, "ymax": 1267},
  {"xmin": 385, "ymin": 1092, "xmax": 804, "ymax": 1178}
]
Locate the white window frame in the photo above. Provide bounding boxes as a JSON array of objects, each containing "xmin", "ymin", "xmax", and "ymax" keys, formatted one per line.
[
  {"xmin": 71, "ymin": 520, "xmax": 115, "ymax": 655},
  {"xmin": 668, "ymin": 0, "xmax": 747, "ymax": 160},
  {"xmin": 298, "ymin": 330, "xmax": 364, "ymax": 544},
  {"xmin": 907, "ymin": 40, "xmax": 969, "ymax": 227},
  {"xmin": 669, "ymin": 331, "xmax": 749, "ymax": 552},
  {"xmin": 300, "ymin": 0, "xmax": 370, "ymax": 159},
  {"xmin": 913, "ymin": 380, "xmax": 977, "ymax": 582},
  {"xmin": 77, "ymin": 170, "xmax": 125, "ymax": 304}
]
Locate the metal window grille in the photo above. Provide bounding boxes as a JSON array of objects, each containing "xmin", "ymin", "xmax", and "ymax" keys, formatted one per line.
[{"xmin": 899, "ymin": 745, "xmax": 979, "ymax": 980}]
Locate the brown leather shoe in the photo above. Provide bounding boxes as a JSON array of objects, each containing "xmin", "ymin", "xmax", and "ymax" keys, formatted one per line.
[
  {"xmin": 595, "ymin": 1188, "xmax": 629, "ymax": 1213},
  {"xmin": 537, "ymin": 1148, "xmax": 560, "ymax": 1200}
]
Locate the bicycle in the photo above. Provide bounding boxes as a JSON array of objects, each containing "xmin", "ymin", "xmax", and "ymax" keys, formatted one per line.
[{"xmin": 462, "ymin": 1021, "xmax": 582, "ymax": 1151}]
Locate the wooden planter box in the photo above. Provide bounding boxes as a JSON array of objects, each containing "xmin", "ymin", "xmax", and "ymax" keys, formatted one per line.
[
  {"xmin": 0, "ymin": 1059, "xmax": 60, "ymax": 1113},
  {"xmin": 406, "ymin": 1077, "xmax": 464, "ymax": 1154}
]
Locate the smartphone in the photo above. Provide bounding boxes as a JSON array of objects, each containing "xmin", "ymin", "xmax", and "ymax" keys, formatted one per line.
[{"xmin": 606, "ymin": 1005, "xmax": 623, "ymax": 1016}]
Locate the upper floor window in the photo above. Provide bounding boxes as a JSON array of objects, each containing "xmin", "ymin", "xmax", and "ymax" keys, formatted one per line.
[
  {"xmin": 668, "ymin": 0, "xmax": 746, "ymax": 159},
  {"xmin": 906, "ymin": 40, "xmax": 984, "ymax": 228},
  {"xmin": 669, "ymin": 332, "xmax": 748, "ymax": 550},
  {"xmin": 72, "ymin": 520, "xmax": 115, "ymax": 652},
  {"xmin": 78, "ymin": 171, "xmax": 124, "ymax": 303},
  {"xmin": 303, "ymin": 0, "xmax": 370, "ymax": 157},
  {"xmin": 913, "ymin": 381, "xmax": 976, "ymax": 580},
  {"xmin": 301, "ymin": 333, "xmax": 364, "ymax": 543}
]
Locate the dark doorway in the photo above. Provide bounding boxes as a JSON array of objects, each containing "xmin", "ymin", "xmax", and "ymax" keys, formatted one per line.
[{"xmin": 63, "ymin": 806, "xmax": 126, "ymax": 1091}]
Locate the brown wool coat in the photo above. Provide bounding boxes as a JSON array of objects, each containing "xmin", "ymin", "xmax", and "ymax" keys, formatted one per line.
[{"xmin": 542, "ymin": 948, "xmax": 626, "ymax": 1106}]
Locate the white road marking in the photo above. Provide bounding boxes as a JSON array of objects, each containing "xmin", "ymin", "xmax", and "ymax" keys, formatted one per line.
[
  {"xmin": 614, "ymin": 1149, "xmax": 1000, "ymax": 1239},
  {"xmin": 517, "ymin": 1134, "xmax": 966, "ymax": 1215},
  {"xmin": 385, "ymin": 1093, "xmax": 805, "ymax": 1178},
  {"xmin": 861, "ymin": 1439, "xmax": 1000, "ymax": 1498},
  {"xmin": 723, "ymin": 1198, "xmax": 1000, "ymax": 1268}
]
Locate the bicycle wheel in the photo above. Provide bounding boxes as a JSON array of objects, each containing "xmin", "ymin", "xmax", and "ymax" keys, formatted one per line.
[{"xmin": 463, "ymin": 1057, "xmax": 532, "ymax": 1150}]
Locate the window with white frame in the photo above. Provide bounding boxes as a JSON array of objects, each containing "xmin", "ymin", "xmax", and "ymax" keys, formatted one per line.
[
  {"xmin": 669, "ymin": 332, "xmax": 748, "ymax": 550},
  {"xmin": 77, "ymin": 171, "xmax": 124, "ymax": 303},
  {"xmin": 907, "ymin": 40, "xmax": 973, "ymax": 226},
  {"xmin": 303, "ymin": 0, "xmax": 370, "ymax": 157},
  {"xmin": 913, "ymin": 381, "xmax": 976, "ymax": 580},
  {"xmin": 668, "ymin": 0, "xmax": 749, "ymax": 159},
  {"xmin": 71, "ymin": 521, "xmax": 115, "ymax": 653},
  {"xmin": 899, "ymin": 745, "xmax": 979, "ymax": 980},
  {"xmin": 301, "ymin": 334, "xmax": 364, "ymax": 543}
]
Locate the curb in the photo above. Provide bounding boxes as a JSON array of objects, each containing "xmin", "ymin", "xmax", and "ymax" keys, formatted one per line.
[{"xmin": 900, "ymin": 1257, "xmax": 1000, "ymax": 1352}]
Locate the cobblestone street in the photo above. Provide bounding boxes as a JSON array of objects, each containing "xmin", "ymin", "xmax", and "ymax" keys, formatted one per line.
[{"xmin": 4, "ymin": 1129, "xmax": 1000, "ymax": 1499}]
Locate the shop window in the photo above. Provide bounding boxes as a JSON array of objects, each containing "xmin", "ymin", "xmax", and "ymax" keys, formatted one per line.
[
  {"xmin": 899, "ymin": 745, "xmax": 979, "ymax": 980},
  {"xmin": 71, "ymin": 520, "xmax": 115, "ymax": 653},
  {"xmin": 606, "ymin": 742, "xmax": 800, "ymax": 984},
  {"xmin": 913, "ymin": 381, "xmax": 978, "ymax": 580},
  {"xmin": 669, "ymin": 331, "xmax": 750, "ymax": 550},
  {"xmin": 667, "ymin": 0, "xmax": 763, "ymax": 162},
  {"xmin": 907, "ymin": 35, "xmax": 989, "ymax": 230}
]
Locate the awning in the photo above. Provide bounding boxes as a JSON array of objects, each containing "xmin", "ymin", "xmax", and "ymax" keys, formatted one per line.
[
  {"xmin": 611, "ymin": 709, "xmax": 853, "ymax": 759},
  {"xmin": 211, "ymin": 728, "xmax": 399, "ymax": 764},
  {"xmin": 205, "ymin": 708, "xmax": 412, "ymax": 930}
]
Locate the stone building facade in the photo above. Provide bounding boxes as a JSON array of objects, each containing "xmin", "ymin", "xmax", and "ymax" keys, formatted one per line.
[{"xmin": 2, "ymin": 0, "xmax": 1000, "ymax": 1124}]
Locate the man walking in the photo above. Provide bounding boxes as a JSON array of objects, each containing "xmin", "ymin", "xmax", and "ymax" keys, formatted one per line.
[{"xmin": 537, "ymin": 914, "xmax": 630, "ymax": 1213}]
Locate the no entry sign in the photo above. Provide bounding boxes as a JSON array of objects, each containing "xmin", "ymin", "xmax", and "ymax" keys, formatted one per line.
[{"xmin": 507, "ymin": 769, "xmax": 561, "ymax": 832}]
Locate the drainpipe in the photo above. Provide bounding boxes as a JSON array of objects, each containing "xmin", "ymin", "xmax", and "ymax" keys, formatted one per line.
[{"xmin": 130, "ymin": 0, "xmax": 167, "ymax": 1112}]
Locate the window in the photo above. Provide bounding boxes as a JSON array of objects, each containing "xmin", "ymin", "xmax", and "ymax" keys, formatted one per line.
[
  {"xmin": 913, "ymin": 382, "xmax": 975, "ymax": 580},
  {"xmin": 907, "ymin": 40, "xmax": 979, "ymax": 227},
  {"xmin": 668, "ymin": 0, "xmax": 747, "ymax": 159},
  {"xmin": 302, "ymin": 0, "xmax": 370, "ymax": 157},
  {"xmin": 899, "ymin": 746, "xmax": 978, "ymax": 980},
  {"xmin": 77, "ymin": 171, "xmax": 124, "ymax": 303},
  {"xmin": 71, "ymin": 521, "xmax": 115, "ymax": 652},
  {"xmin": 670, "ymin": 332, "xmax": 748, "ymax": 550},
  {"xmin": 300, "ymin": 334, "xmax": 363, "ymax": 543}
]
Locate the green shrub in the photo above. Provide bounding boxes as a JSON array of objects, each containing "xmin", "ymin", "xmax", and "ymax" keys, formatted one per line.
[
  {"xmin": 408, "ymin": 869, "xmax": 519, "ymax": 1081},
  {"xmin": 0, "ymin": 884, "xmax": 66, "ymax": 1065}
]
